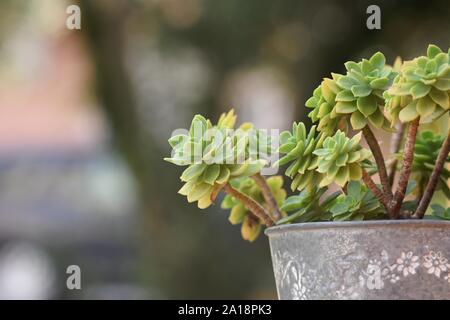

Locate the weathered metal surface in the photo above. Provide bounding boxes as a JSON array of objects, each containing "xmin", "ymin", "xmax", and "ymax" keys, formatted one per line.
[{"xmin": 265, "ymin": 220, "xmax": 450, "ymax": 300}]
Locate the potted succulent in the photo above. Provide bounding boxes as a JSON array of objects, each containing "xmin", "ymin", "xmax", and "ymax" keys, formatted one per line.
[{"xmin": 165, "ymin": 45, "xmax": 450, "ymax": 299}]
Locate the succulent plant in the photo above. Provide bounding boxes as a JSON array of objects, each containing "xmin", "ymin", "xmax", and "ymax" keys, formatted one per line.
[
  {"xmin": 313, "ymin": 130, "xmax": 372, "ymax": 187},
  {"xmin": 165, "ymin": 110, "xmax": 266, "ymax": 208},
  {"xmin": 306, "ymin": 52, "xmax": 396, "ymax": 132},
  {"xmin": 329, "ymin": 181, "xmax": 386, "ymax": 221},
  {"xmin": 221, "ymin": 176, "xmax": 287, "ymax": 241},
  {"xmin": 278, "ymin": 187, "xmax": 339, "ymax": 224},
  {"xmin": 165, "ymin": 45, "xmax": 450, "ymax": 241},
  {"xmin": 334, "ymin": 52, "xmax": 396, "ymax": 130},
  {"xmin": 305, "ymin": 76, "xmax": 345, "ymax": 134},
  {"xmin": 409, "ymin": 131, "xmax": 450, "ymax": 198},
  {"xmin": 386, "ymin": 44, "xmax": 450, "ymax": 124},
  {"xmin": 276, "ymin": 123, "xmax": 327, "ymax": 191}
]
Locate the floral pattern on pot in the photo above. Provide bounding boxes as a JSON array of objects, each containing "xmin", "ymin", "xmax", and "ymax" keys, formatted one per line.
[
  {"xmin": 358, "ymin": 250, "xmax": 450, "ymax": 290},
  {"xmin": 274, "ymin": 248, "xmax": 450, "ymax": 299}
]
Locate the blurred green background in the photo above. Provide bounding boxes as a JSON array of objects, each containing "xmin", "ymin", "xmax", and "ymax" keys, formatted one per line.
[{"xmin": 0, "ymin": 0, "xmax": 448, "ymax": 299}]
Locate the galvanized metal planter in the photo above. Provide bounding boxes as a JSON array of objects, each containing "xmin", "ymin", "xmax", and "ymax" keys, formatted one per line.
[{"xmin": 265, "ymin": 220, "xmax": 450, "ymax": 300}]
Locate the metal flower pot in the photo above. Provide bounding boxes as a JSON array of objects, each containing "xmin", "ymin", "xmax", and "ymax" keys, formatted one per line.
[{"xmin": 265, "ymin": 220, "xmax": 450, "ymax": 300}]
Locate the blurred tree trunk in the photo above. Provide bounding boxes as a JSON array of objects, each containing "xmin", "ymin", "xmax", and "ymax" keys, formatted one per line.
[{"xmin": 80, "ymin": 0, "xmax": 154, "ymax": 197}]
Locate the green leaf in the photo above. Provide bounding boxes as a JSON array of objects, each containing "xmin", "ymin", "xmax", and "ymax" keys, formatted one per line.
[
  {"xmin": 416, "ymin": 96, "xmax": 436, "ymax": 118},
  {"xmin": 267, "ymin": 176, "xmax": 283, "ymax": 191},
  {"xmin": 322, "ymin": 78, "xmax": 339, "ymax": 100},
  {"xmin": 348, "ymin": 163, "xmax": 362, "ymax": 180},
  {"xmin": 357, "ymin": 96, "xmax": 378, "ymax": 117},
  {"xmin": 368, "ymin": 109, "xmax": 385, "ymax": 128},
  {"xmin": 240, "ymin": 160, "xmax": 266, "ymax": 177},
  {"xmin": 389, "ymin": 82, "xmax": 413, "ymax": 96},
  {"xmin": 331, "ymin": 201, "xmax": 349, "ymax": 215},
  {"xmin": 337, "ymin": 76, "xmax": 358, "ymax": 90},
  {"xmin": 369, "ymin": 52, "xmax": 386, "ymax": 70},
  {"xmin": 335, "ymin": 101, "xmax": 357, "ymax": 114},
  {"xmin": 399, "ymin": 102, "xmax": 419, "ymax": 123},
  {"xmin": 178, "ymin": 181, "xmax": 195, "ymax": 196},
  {"xmin": 276, "ymin": 207, "xmax": 307, "ymax": 225},
  {"xmin": 370, "ymin": 77, "xmax": 389, "ymax": 89},
  {"xmin": 336, "ymin": 153, "xmax": 348, "ymax": 167},
  {"xmin": 433, "ymin": 79, "xmax": 450, "ymax": 91},
  {"xmin": 427, "ymin": 44, "xmax": 443, "ymax": 59},
  {"xmin": 221, "ymin": 195, "xmax": 236, "ymax": 209},
  {"xmin": 335, "ymin": 166, "xmax": 349, "ymax": 187},
  {"xmin": 281, "ymin": 195, "xmax": 306, "ymax": 211},
  {"xmin": 351, "ymin": 85, "xmax": 372, "ymax": 97},
  {"xmin": 279, "ymin": 131, "xmax": 292, "ymax": 145},
  {"xmin": 336, "ymin": 90, "xmax": 357, "ymax": 102},
  {"xmin": 350, "ymin": 111, "xmax": 367, "ymax": 130},
  {"xmin": 203, "ymin": 164, "xmax": 221, "ymax": 185},
  {"xmin": 279, "ymin": 142, "xmax": 296, "ymax": 153},
  {"xmin": 429, "ymin": 87, "xmax": 449, "ymax": 109},
  {"xmin": 241, "ymin": 216, "xmax": 261, "ymax": 242},
  {"xmin": 410, "ymin": 83, "xmax": 431, "ymax": 99},
  {"xmin": 305, "ymin": 96, "xmax": 318, "ymax": 108},
  {"xmin": 347, "ymin": 181, "xmax": 362, "ymax": 198},
  {"xmin": 198, "ymin": 193, "xmax": 212, "ymax": 209},
  {"xmin": 228, "ymin": 204, "xmax": 247, "ymax": 224},
  {"xmin": 187, "ymin": 183, "xmax": 212, "ymax": 202},
  {"xmin": 344, "ymin": 61, "xmax": 360, "ymax": 72},
  {"xmin": 180, "ymin": 163, "xmax": 207, "ymax": 182},
  {"xmin": 216, "ymin": 166, "xmax": 230, "ymax": 184}
]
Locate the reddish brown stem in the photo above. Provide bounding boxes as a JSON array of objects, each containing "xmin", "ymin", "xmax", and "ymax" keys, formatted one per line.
[
  {"xmin": 251, "ymin": 173, "xmax": 282, "ymax": 221},
  {"xmin": 413, "ymin": 130, "xmax": 450, "ymax": 219},
  {"xmin": 362, "ymin": 125, "xmax": 393, "ymax": 203},
  {"xmin": 391, "ymin": 118, "xmax": 420, "ymax": 218},
  {"xmin": 223, "ymin": 183, "xmax": 274, "ymax": 227},
  {"xmin": 388, "ymin": 122, "xmax": 405, "ymax": 187},
  {"xmin": 362, "ymin": 169, "xmax": 392, "ymax": 217}
]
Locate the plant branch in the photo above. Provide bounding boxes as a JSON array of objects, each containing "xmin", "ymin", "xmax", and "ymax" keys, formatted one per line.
[
  {"xmin": 413, "ymin": 129, "xmax": 450, "ymax": 219},
  {"xmin": 362, "ymin": 169, "xmax": 392, "ymax": 217},
  {"xmin": 362, "ymin": 125, "xmax": 393, "ymax": 203},
  {"xmin": 388, "ymin": 122, "xmax": 405, "ymax": 187},
  {"xmin": 251, "ymin": 173, "xmax": 282, "ymax": 221},
  {"xmin": 391, "ymin": 118, "xmax": 420, "ymax": 218},
  {"xmin": 223, "ymin": 183, "xmax": 274, "ymax": 227}
]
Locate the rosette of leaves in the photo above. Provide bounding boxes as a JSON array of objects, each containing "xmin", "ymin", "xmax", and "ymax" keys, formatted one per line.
[
  {"xmin": 313, "ymin": 130, "xmax": 372, "ymax": 187},
  {"xmin": 221, "ymin": 176, "xmax": 287, "ymax": 241},
  {"xmin": 277, "ymin": 187, "xmax": 340, "ymax": 224},
  {"xmin": 333, "ymin": 52, "xmax": 395, "ymax": 130},
  {"xmin": 386, "ymin": 45, "xmax": 450, "ymax": 124},
  {"xmin": 276, "ymin": 123, "xmax": 327, "ymax": 191},
  {"xmin": 329, "ymin": 181, "xmax": 386, "ymax": 221},
  {"xmin": 305, "ymin": 52, "xmax": 395, "ymax": 132},
  {"xmin": 165, "ymin": 110, "xmax": 266, "ymax": 209},
  {"xmin": 409, "ymin": 131, "xmax": 450, "ymax": 198},
  {"xmin": 305, "ymin": 76, "xmax": 344, "ymax": 133}
]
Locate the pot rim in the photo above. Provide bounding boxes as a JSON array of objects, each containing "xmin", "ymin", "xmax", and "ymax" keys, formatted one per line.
[{"xmin": 265, "ymin": 219, "xmax": 450, "ymax": 236}]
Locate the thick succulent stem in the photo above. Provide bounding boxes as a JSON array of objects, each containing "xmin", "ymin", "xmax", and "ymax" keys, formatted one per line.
[
  {"xmin": 251, "ymin": 173, "xmax": 282, "ymax": 221},
  {"xmin": 413, "ymin": 129, "xmax": 450, "ymax": 219},
  {"xmin": 388, "ymin": 122, "xmax": 405, "ymax": 187},
  {"xmin": 391, "ymin": 118, "xmax": 420, "ymax": 218},
  {"xmin": 362, "ymin": 169, "xmax": 392, "ymax": 217},
  {"xmin": 362, "ymin": 125, "xmax": 393, "ymax": 203},
  {"xmin": 223, "ymin": 183, "xmax": 274, "ymax": 227}
]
